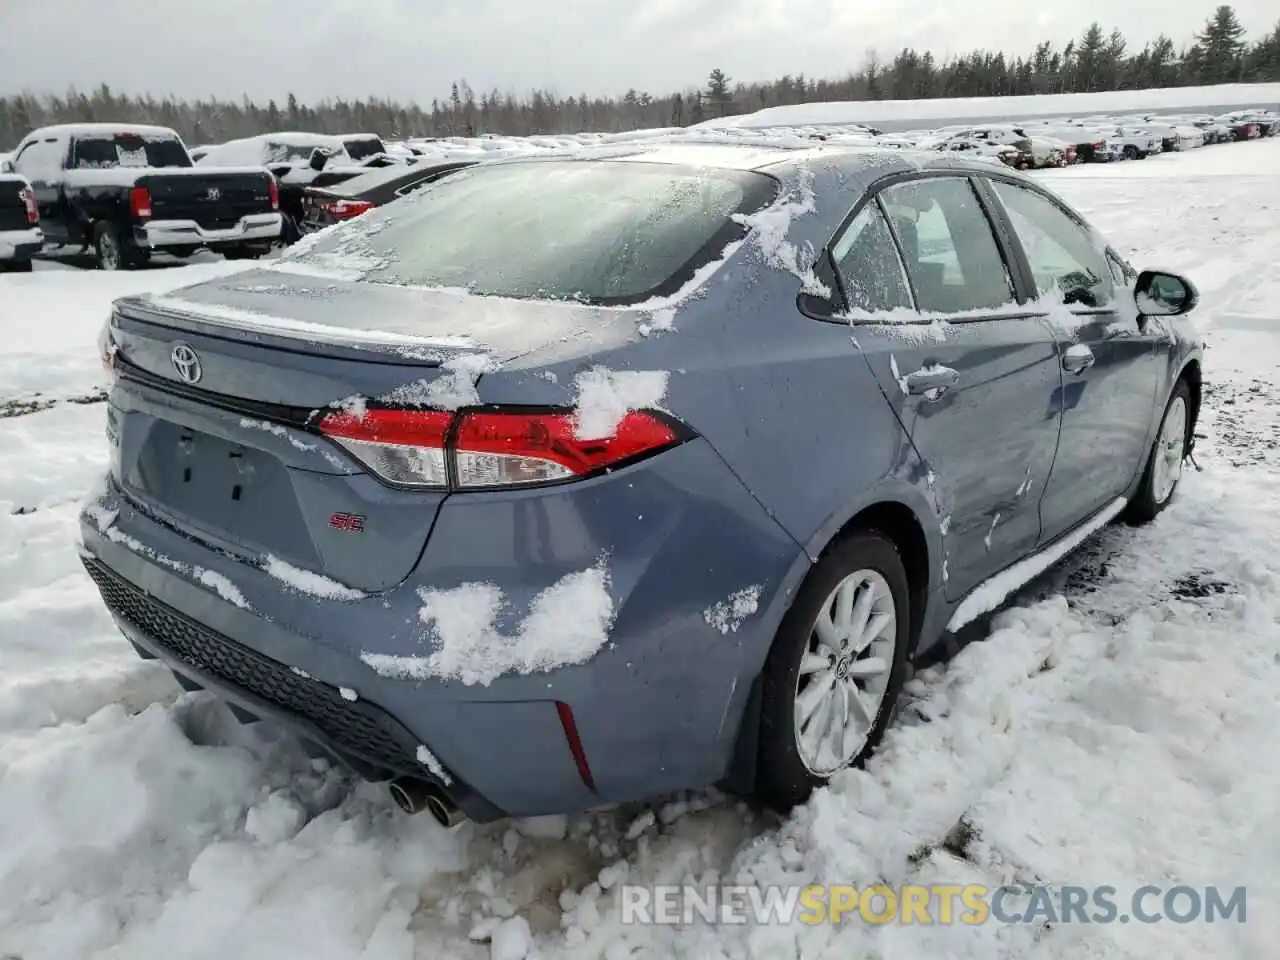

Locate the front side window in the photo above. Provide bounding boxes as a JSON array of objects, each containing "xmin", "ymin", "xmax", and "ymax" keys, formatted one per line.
[
  {"xmin": 990, "ymin": 179, "xmax": 1114, "ymax": 308},
  {"xmin": 879, "ymin": 177, "xmax": 1015, "ymax": 314},
  {"xmin": 289, "ymin": 160, "xmax": 776, "ymax": 304},
  {"xmin": 830, "ymin": 201, "xmax": 913, "ymax": 313},
  {"xmin": 14, "ymin": 139, "xmax": 62, "ymax": 179}
]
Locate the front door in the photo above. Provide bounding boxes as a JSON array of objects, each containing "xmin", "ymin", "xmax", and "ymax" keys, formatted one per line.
[{"xmin": 982, "ymin": 177, "xmax": 1162, "ymax": 542}]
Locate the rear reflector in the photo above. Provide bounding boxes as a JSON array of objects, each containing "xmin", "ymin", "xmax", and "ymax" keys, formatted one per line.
[
  {"xmin": 317, "ymin": 406, "xmax": 685, "ymax": 489},
  {"xmin": 556, "ymin": 701, "xmax": 596, "ymax": 790}
]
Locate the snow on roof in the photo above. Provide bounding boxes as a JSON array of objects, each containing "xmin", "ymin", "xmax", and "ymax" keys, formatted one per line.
[
  {"xmin": 26, "ymin": 122, "xmax": 181, "ymax": 141},
  {"xmin": 702, "ymin": 82, "xmax": 1280, "ymax": 133}
]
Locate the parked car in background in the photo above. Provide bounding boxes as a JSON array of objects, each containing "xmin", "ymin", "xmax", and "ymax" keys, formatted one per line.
[
  {"xmin": 1217, "ymin": 110, "xmax": 1278, "ymax": 137},
  {"xmin": 7, "ymin": 123, "xmax": 280, "ymax": 269},
  {"xmin": 1110, "ymin": 126, "xmax": 1162, "ymax": 159},
  {"xmin": 1031, "ymin": 126, "xmax": 1118, "ymax": 163},
  {"xmin": 0, "ymin": 169, "xmax": 42, "ymax": 272},
  {"xmin": 197, "ymin": 132, "xmax": 380, "ymax": 244},
  {"xmin": 931, "ymin": 138, "xmax": 1021, "ymax": 167},
  {"xmin": 82, "ymin": 142, "xmax": 1202, "ymax": 824},
  {"xmin": 1026, "ymin": 135, "xmax": 1074, "ymax": 167},
  {"xmin": 300, "ymin": 159, "xmax": 476, "ymax": 232}
]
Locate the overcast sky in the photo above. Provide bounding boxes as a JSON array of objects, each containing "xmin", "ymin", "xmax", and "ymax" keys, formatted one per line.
[{"xmin": 1, "ymin": 0, "xmax": 1275, "ymax": 105}]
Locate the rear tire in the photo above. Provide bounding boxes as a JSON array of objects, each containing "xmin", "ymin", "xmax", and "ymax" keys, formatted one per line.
[
  {"xmin": 0, "ymin": 259, "xmax": 33, "ymax": 273},
  {"xmin": 222, "ymin": 247, "xmax": 263, "ymax": 261},
  {"xmin": 1123, "ymin": 145, "xmax": 1139, "ymax": 161},
  {"xmin": 754, "ymin": 532, "xmax": 912, "ymax": 812},
  {"xmin": 93, "ymin": 222, "xmax": 146, "ymax": 271},
  {"xmin": 1124, "ymin": 379, "xmax": 1192, "ymax": 525}
]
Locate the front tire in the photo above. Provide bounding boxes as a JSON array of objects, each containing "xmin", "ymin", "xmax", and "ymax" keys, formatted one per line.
[
  {"xmin": 1124, "ymin": 379, "xmax": 1192, "ymax": 525},
  {"xmin": 0, "ymin": 259, "xmax": 33, "ymax": 273},
  {"xmin": 1123, "ymin": 145, "xmax": 1139, "ymax": 161},
  {"xmin": 754, "ymin": 532, "xmax": 912, "ymax": 812}
]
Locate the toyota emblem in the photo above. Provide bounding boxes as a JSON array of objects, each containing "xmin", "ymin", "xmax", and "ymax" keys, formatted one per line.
[
  {"xmin": 170, "ymin": 342, "xmax": 203, "ymax": 384},
  {"xmin": 206, "ymin": 187, "xmax": 222, "ymax": 201}
]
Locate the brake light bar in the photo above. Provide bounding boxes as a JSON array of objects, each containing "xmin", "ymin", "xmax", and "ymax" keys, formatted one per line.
[
  {"xmin": 317, "ymin": 407, "xmax": 686, "ymax": 489},
  {"xmin": 267, "ymin": 176, "xmax": 280, "ymax": 211}
]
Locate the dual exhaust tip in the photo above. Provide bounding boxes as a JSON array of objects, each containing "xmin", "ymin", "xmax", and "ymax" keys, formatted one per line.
[{"xmin": 389, "ymin": 777, "xmax": 466, "ymax": 828}]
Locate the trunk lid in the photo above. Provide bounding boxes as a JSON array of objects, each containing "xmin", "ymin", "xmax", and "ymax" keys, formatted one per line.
[
  {"xmin": 106, "ymin": 269, "xmax": 640, "ymax": 592},
  {"xmin": 137, "ymin": 168, "xmax": 274, "ymax": 229}
]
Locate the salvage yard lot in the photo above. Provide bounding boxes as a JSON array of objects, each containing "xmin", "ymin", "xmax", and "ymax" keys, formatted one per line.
[{"xmin": 1, "ymin": 138, "xmax": 1278, "ymax": 959}]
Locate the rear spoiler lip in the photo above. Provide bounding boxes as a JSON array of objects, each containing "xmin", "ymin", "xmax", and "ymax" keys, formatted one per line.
[{"xmin": 111, "ymin": 296, "xmax": 463, "ymax": 365}]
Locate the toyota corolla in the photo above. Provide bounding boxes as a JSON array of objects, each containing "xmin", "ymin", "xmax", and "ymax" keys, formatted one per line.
[{"xmin": 80, "ymin": 140, "xmax": 1202, "ymax": 825}]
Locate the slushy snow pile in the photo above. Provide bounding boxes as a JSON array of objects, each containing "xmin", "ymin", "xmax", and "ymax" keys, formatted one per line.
[
  {"xmin": 1, "ymin": 139, "xmax": 1279, "ymax": 960},
  {"xmin": 572, "ymin": 367, "xmax": 670, "ymax": 440},
  {"xmin": 361, "ymin": 561, "xmax": 615, "ymax": 687}
]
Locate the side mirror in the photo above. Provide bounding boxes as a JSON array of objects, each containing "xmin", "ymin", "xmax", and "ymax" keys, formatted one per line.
[
  {"xmin": 1135, "ymin": 269, "xmax": 1198, "ymax": 317},
  {"xmin": 0, "ymin": 158, "xmax": 13, "ymax": 174}
]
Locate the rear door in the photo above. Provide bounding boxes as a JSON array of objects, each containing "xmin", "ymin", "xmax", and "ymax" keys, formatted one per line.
[
  {"xmin": 980, "ymin": 175, "xmax": 1162, "ymax": 543},
  {"xmin": 831, "ymin": 173, "xmax": 1063, "ymax": 600}
]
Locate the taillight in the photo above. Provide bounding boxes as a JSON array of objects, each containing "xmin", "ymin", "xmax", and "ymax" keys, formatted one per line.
[
  {"xmin": 129, "ymin": 186, "xmax": 152, "ymax": 219},
  {"xmin": 317, "ymin": 409, "xmax": 452, "ymax": 487},
  {"xmin": 267, "ymin": 176, "xmax": 279, "ymax": 211},
  {"xmin": 19, "ymin": 186, "xmax": 38, "ymax": 224},
  {"xmin": 323, "ymin": 199, "xmax": 374, "ymax": 221},
  {"xmin": 1092, "ymin": 141, "xmax": 1105, "ymax": 150},
  {"xmin": 317, "ymin": 407, "xmax": 685, "ymax": 489}
]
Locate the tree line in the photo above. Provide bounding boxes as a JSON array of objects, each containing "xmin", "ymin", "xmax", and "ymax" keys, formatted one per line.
[{"xmin": 1, "ymin": 5, "xmax": 1277, "ymax": 149}]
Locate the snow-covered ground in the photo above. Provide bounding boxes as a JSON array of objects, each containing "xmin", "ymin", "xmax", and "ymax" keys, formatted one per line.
[{"xmin": 2, "ymin": 138, "xmax": 1278, "ymax": 960}]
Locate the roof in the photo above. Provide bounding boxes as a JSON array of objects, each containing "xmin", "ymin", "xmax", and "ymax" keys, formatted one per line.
[{"xmin": 25, "ymin": 122, "xmax": 180, "ymax": 141}]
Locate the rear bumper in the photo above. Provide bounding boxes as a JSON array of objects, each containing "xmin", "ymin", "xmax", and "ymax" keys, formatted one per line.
[
  {"xmin": 134, "ymin": 213, "xmax": 282, "ymax": 249},
  {"xmin": 78, "ymin": 439, "xmax": 807, "ymax": 819},
  {"xmin": 0, "ymin": 226, "xmax": 42, "ymax": 260}
]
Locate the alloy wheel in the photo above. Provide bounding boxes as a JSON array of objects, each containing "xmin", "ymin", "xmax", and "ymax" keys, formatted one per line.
[{"xmin": 793, "ymin": 569, "xmax": 897, "ymax": 776}]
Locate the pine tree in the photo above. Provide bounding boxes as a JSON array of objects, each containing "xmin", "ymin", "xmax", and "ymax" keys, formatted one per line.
[
  {"xmin": 704, "ymin": 69, "xmax": 732, "ymax": 117},
  {"xmin": 1195, "ymin": 5, "xmax": 1247, "ymax": 82}
]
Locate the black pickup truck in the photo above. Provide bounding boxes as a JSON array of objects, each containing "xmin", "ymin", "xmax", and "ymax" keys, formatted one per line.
[
  {"xmin": 4, "ymin": 123, "xmax": 282, "ymax": 269},
  {"xmin": 0, "ymin": 172, "xmax": 42, "ymax": 272}
]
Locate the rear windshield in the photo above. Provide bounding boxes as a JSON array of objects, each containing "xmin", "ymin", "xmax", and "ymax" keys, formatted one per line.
[
  {"xmin": 73, "ymin": 134, "xmax": 191, "ymax": 169},
  {"xmin": 265, "ymin": 140, "xmax": 330, "ymax": 163},
  {"xmin": 287, "ymin": 160, "xmax": 777, "ymax": 304},
  {"xmin": 342, "ymin": 137, "xmax": 386, "ymax": 161}
]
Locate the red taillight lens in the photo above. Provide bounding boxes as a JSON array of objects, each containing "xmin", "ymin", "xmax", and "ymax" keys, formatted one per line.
[
  {"xmin": 1093, "ymin": 141, "xmax": 1105, "ymax": 150},
  {"xmin": 454, "ymin": 410, "xmax": 679, "ymax": 487},
  {"xmin": 20, "ymin": 186, "xmax": 38, "ymax": 224},
  {"xmin": 317, "ymin": 407, "xmax": 684, "ymax": 489},
  {"xmin": 324, "ymin": 199, "xmax": 374, "ymax": 221},
  {"xmin": 267, "ymin": 176, "xmax": 280, "ymax": 211},
  {"xmin": 129, "ymin": 186, "xmax": 152, "ymax": 219}
]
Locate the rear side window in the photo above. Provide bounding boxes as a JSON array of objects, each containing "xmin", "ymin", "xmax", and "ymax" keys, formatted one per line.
[
  {"xmin": 290, "ymin": 160, "xmax": 777, "ymax": 304},
  {"xmin": 990, "ymin": 180, "xmax": 1114, "ymax": 308},
  {"xmin": 73, "ymin": 135, "xmax": 191, "ymax": 169},
  {"xmin": 830, "ymin": 202, "xmax": 913, "ymax": 312},
  {"xmin": 879, "ymin": 177, "xmax": 1015, "ymax": 313}
]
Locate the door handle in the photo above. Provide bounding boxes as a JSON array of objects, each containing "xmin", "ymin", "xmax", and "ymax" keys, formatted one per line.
[
  {"xmin": 1062, "ymin": 344, "xmax": 1095, "ymax": 375},
  {"xmin": 904, "ymin": 365, "xmax": 960, "ymax": 396}
]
